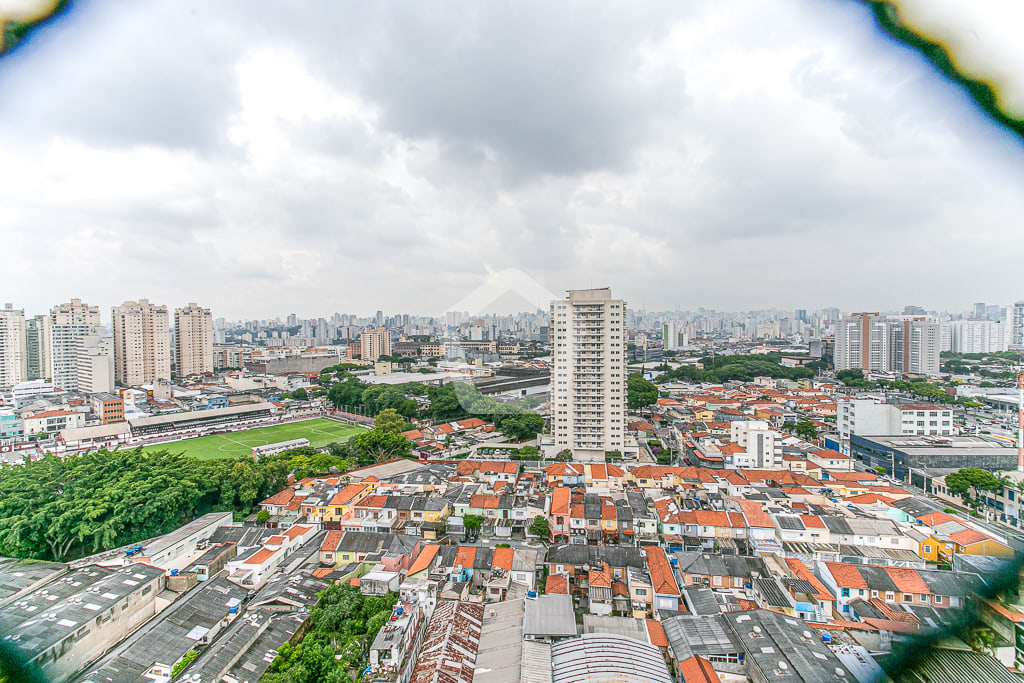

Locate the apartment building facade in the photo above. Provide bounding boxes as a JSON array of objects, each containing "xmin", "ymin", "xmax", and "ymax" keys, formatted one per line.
[
  {"xmin": 0, "ymin": 304, "xmax": 27, "ymax": 389},
  {"xmin": 550, "ymin": 288, "xmax": 627, "ymax": 460},
  {"xmin": 77, "ymin": 334, "xmax": 115, "ymax": 393},
  {"xmin": 834, "ymin": 312, "xmax": 940, "ymax": 376},
  {"xmin": 25, "ymin": 314, "xmax": 50, "ymax": 380},
  {"xmin": 112, "ymin": 299, "xmax": 171, "ymax": 386},
  {"xmin": 174, "ymin": 302, "xmax": 214, "ymax": 378},
  {"xmin": 49, "ymin": 298, "xmax": 102, "ymax": 391},
  {"xmin": 360, "ymin": 327, "xmax": 392, "ymax": 361}
]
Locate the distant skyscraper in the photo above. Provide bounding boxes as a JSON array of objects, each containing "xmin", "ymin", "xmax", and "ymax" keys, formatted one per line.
[
  {"xmin": 550, "ymin": 288, "xmax": 627, "ymax": 460},
  {"xmin": 112, "ymin": 299, "xmax": 171, "ymax": 386},
  {"xmin": 49, "ymin": 298, "xmax": 102, "ymax": 391},
  {"xmin": 795, "ymin": 309, "xmax": 807, "ymax": 323},
  {"xmin": 25, "ymin": 315, "xmax": 50, "ymax": 381},
  {"xmin": 972, "ymin": 302, "xmax": 986, "ymax": 320},
  {"xmin": 0, "ymin": 304, "xmax": 27, "ymax": 389},
  {"xmin": 943, "ymin": 320, "xmax": 1008, "ymax": 354},
  {"xmin": 174, "ymin": 303, "xmax": 214, "ymax": 378},
  {"xmin": 375, "ymin": 310, "xmax": 384, "ymax": 327}
]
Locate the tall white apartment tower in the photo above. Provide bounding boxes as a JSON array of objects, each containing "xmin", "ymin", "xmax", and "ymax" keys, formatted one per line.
[
  {"xmin": 360, "ymin": 327, "xmax": 392, "ymax": 361},
  {"xmin": 112, "ymin": 299, "xmax": 171, "ymax": 386},
  {"xmin": 0, "ymin": 304, "xmax": 27, "ymax": 389},
  {"xmin": 49, "ymin": 299, "xmax": 102, "ymax": 391},
  {"xmin": 1013, "ymin": 301, "xmax": 1024, "ymax": 350},
  {"xmin": 550, "ymin": 288, "xmax": 627, "ymax": 460},
  {"xmin": 174, "ymin": 303, "xmax": 214, "ymax": 378}
]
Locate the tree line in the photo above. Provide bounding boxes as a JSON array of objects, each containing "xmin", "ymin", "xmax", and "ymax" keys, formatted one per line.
[{"xmin": 0, "ymin": 446, "xmax": 356, "ymax": 562}]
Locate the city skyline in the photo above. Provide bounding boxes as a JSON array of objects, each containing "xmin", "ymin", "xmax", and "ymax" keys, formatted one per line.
[{"xmin": 2, "ymin": 1, "xmax": 1023, "ymax": 317}]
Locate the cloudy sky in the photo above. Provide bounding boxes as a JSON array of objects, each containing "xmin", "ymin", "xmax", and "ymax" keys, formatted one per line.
[{"xmin": 1, "ymin": 0, "xmax": 1022, "ymax": 320}]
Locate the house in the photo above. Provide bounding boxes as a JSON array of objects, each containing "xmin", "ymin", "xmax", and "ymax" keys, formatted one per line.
[
  {"xmin": 644, "ymin": 546, "xmax": 681, "ymax": 613},
  {"xmin": 818, "ymin": 561, "xmax": 968, "ymax": 615}
]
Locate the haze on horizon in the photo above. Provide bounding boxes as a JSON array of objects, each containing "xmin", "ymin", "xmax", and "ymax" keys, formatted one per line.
[{"xmin": 1, "ymin": 0, "xmax": 1023, "ymax": 319}]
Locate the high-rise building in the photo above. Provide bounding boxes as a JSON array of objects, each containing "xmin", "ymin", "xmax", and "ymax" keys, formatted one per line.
[
  {"xmin": 942, "ymin": 319, "xmax": 1009, "ymax": 354},
  {"xmin": 0, "ymin": 304, "xmax": 27, "ymax": 389},
  {"xmin": 77, "ymin": 334, "xmax": 115, "ymax": 393},
  {"xmin": 360, "ymin": 327, "xmax": 392, "ymax": 361},
  {"xmin": 834, "ymin": 313, "xmax": 940, "ymax": 376},
  {"xmin": 972, "ymin": 302, "xmax": 986, "ymax": 320},
  {"xmin": 111, "ymin": 299, "xmax": 171, "ymax": 386},
  {"xmin": 25, "ymin": 315, "xmax": 50, "ymax": 381},
  {"xmin": 1013, "ymin": 301, "xmax": 1024, "ymax": 350},
  {"xmin": 887, "ymin": 317, "xmax": 941, "ymax": 376},
  {"xmin": 550, "ymin": 288, "xmax": 627, "ymax": 460},
  {"xmin": 49, "ymin": 299, "xmax": 102, "ymax": 391},
  {"xmin": 833, "ymin": 313, "xmax": 888, "ymax": 373},
  {"xmin": 730, "ymin": 420, "xmax": 782, "ymax": 469},
  {"xmin": 174, "ymin": 303, "xmax": 214, "ymax": 378}
]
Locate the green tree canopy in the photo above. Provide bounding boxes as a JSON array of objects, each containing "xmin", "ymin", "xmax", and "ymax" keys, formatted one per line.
[
  {"xmin": 529, "ymin": 515, "xmax": 550, "ymax": 538},
  {"xmin": 627, "ymin": 374, "xmax": 659, "ymax": 411}
]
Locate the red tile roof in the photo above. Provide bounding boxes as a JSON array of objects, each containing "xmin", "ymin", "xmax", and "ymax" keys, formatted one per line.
[
  {"xmin": 825, "ymin": 562, "xmax": 869, "ymax": 590},
  {"xmin": 408, "ymin": 544, "xmax": 439, "ymax": 576},
  {"xmin": 492, "ymin": 546, "xmax": 514, "ymax": 572},
  {"xmin": 321, "ymin": 530, "xmax": 345, "ymax": 552},
  {"xmin": 644, "ymin": 546, "xmax": 680, "ymax": 596},
  {"xmin": 645, "ymin": 620, "xmax": 669, "ymax": 648},
  {"xmin": 949, "ymin": 528, "xmax": 996, "ymax": 546},
  {"xmin": 677, "ymin": 655, "xmax": 718, "ymax": 682},
  {"xmin": 455, "ymin": 546, "xmax": 477, "ymax": 570},
  {"xmin": 785, "ymin": 559, "xmax": 833, "ymax": 602},
  {"xmin": 546, "ymin": 573, "xmax": 570, "ymax": 594}
]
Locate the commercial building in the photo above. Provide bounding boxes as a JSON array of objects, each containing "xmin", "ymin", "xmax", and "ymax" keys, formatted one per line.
[
  {"xmin": 77, "ymin": 334, "xmax": 115, "ymax": 393},
  {"xmin": 174, "ymin": 302, "xmax": 214, "ymax": 378},
  {"xmin": 0, "ymin": 303, "xmax": 27, "ymax": 389},
  {"xmin": 360, "ymin": 327, "xmax": 392, "ymax": 361},
  {"xmin": 851, "ymin": 434, "xmax": 1018, "ymax": 481},
  {"xmin": 550, "ymin": 288, "xmax": 627, "ymax": 460},
  {"xmin": 25, "ymin": 314, "xmax": 50, "ymax": 380},
  {"xmin": 90, "ymin": 392, "xmax": 125, "ymax": 424},
  {"xmin": 111, "ymin": 299, "xmax": 171, "ymax": 386},
  {"xmin": 0, "ymin": 563, "xmax": 165, "ymax": 682},
  {"xmin": 836, "ymin": 399, "xmax": 954, "ymax": 454},
  {"xmin": 834, "ymin": 313, "xmax": 940, "ymax": 376},
  {"xmin": 49, "ymin": 299, "xmax": 102, "ymax": 391}
]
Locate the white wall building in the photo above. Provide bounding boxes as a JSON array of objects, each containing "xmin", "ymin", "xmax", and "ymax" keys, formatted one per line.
[
  {"xmin": 77, "ymin": 334, "xmax": 115, "ymax": 394},
  {"xmin": 942, "ymin": 320, "xmax": 1009, "ymax": 354},
  {"xmin": 0, "ymin": 304, "xmax": 27, "ymax": 389},
  {"xmin": 836, "ymin": 398, "xmax": 954, "ymax": 453},
  {"xmin": 730, "ymin": 420, "xmax": 783, "ymax": 468},
  {"xmin": 1012, "ymin": 301, "xmax": 1024, "ymax": 350},
  {"xmin": 49, "ymin": 299, "xmax": 102, "ymax": 391},
  {"xmin": 550, "ymin": 288, "xmax": 627, "ymax": 460}
]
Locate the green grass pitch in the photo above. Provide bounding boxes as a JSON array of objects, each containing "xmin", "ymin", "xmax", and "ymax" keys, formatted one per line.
[{"xmin": 138, "ymin": 418, "xmax": 365, "ymax": 460}]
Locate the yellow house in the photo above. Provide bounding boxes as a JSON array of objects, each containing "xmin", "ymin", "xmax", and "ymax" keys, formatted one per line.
[
  {"xmin": 692, "ymin": 408, "xmax": 714, "ymax": 422},
  {"xmin": 326, "ymin": 483, "xmax": 371, "ymax": 522}
]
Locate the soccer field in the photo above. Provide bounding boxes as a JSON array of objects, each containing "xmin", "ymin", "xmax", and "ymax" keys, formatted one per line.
[{"xmin": 139, "ymin": 418, "xmax": 365, "ymax": 460}]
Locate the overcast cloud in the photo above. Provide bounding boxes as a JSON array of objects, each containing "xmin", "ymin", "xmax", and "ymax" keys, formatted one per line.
[{"xmin": 1, "ymin": 0, "xmax": 1022, "ymax": 319}]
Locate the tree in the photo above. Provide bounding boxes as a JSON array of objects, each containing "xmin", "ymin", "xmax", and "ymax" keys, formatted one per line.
[
  {"xmin": 529, "ymin": 515, "xmax": 550, "ymax": 539},
  {"xmin": 374, "ymin": 408, "xmax": 405, "ymax": 435},
  {"xmin": 793, "ymin": 420, "xmax": 819, "ymax": 442},
  {"xmin": 554, "ymin": 449, "xmax": 573, "ymax": 462},
  {"xmin": 463, "ymin": 514, "xmax": 484, "ymax": 532},
  {"xmin": 256, "ymin": 510, "xmax": 270, "ymax": 524},
  {"xmin": 494, "ymin": 412, "xmax": 545, "ymax": 441},
  {"xmin": 627, "ymin": 374, "xmax": 659, "ymax": 412},
  {"xmin": 350, "ymin": 428, "xmax": 413, "ymax": 463},
  {"xmin": 291, "ymin": 388, "xmax": 308, "ymax": 400},
  {"xmin": 873, "ymin": 466, "xmax": 888, "ymax": 476},
  {"xmin": 327, "ymin": 376, "xmax": 364, "ymax": 410},
  {"xmin": 945, "ymin": 468, "xmax": 1001, "ymax": 502}
]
